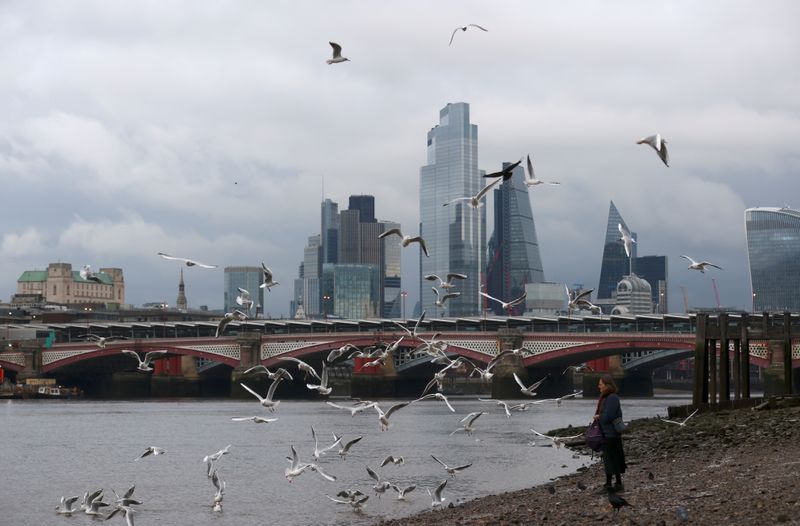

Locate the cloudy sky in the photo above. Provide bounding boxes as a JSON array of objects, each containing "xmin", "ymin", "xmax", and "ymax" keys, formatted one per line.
[{"xmin": 2, "ymin": 1, "xmax": 799, "ymax": 315}]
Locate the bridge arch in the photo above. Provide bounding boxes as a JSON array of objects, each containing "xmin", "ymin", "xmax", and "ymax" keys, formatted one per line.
[{"xmin": 523, "ymin": 339, "xmax": 695, "ymax": 368}]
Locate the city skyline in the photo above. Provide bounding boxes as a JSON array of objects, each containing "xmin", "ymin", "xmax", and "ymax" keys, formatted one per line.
[{"xmin": 1, "ymin": 2, "xmax": 799, "ymax": 315}]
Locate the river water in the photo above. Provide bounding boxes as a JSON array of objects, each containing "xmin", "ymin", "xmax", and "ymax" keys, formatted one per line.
[{"xmin": 1, "ymin": 394, "xmax": 688, "ymax": 525}]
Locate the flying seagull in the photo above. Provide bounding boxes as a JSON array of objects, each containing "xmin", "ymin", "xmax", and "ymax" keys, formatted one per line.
[
  {"xmin": 231, "ymin": 415, "xmax": 278, "ymax": 424},
  {"xmin": 449, "ymin": 24, "xmax": 488, "ymax": 46},
  {"xmin": 525, "ymin": 155, "xmax": 560, "ymax": 187},
  {"xmin": 378, "ymin": 228, "xmax": 429, "ymax": 257},
  {"xmin": 431, "ymin": 455, "xmax": 472, "ymax": 477},
  {"xmin": 134, "ymin": 446, "xmax": 166, "ymax": 461},
  {"xmin": 424, "ymin": 273, "xmax": 467, "ymax": 290},
  {"xmin": 156, "ymin": 252, "xmax": 217, "ymax": 268},
  {"xmin": 326, "ymin": 493, "xmax": 369, "ymax": 512},
  {"xmin": 260, "ymin": 263, "xmax": 279, "ymax": 290},
  {"xmin": 428, "ymin": 479, "xmax": 447, "ymax": 507},
  {"xmin": 236, "ymin": 287, "xmax": 254, "ymax": 312},
  {"xmin": 513, "ymin": 372, "xmax": 549, "ymax": 397},
  {"xmin": 680, "ymin": 255, "xmax": 722, "ymax": 273},
  {"xmin": 530, "ymin": 428, "xmax": 583, "ymax": 448},
  {"xmin": 479, "ymin": 291, "xmax": 527, "ymax": 311},
  {"xmin": 380, "ymin": 455, "xmax": 405, "ymax": 467},
  {"xmin": 285, "ymin": 445, "xmax": 336, "ymax": 483},
  {"xmin": 443, "ymin": 177, "xmax": 501, "ymax": 209},
  {"xmin": 660, "ymin": 408, "xmax": 699, "ymax": 427},
  {"xmin": 306, "ymin": 363, "xmax": 332, "ymax": 395},
  {"xmin": 483, "ymin": 158, "xmax": 522, "ymax": 181},
  {"xmin": 55, "ymin": 496, "xmax": 80, "ymax": 515},
  {"xmin": 215, "ymin": 309, "xmax": 248, "ymax": 338},
  {"xmin": 618, "ymin": 223, "xmax": 636, "ymax": 258},
  {"xmin": 280, "ymin": 356, "xmax": 322, "ymax": 382},
  {"xmin": 636, "ymin": 133, "xmax": 669, "ymax": 167},
  {"xmin": 335, "ymin": 434, "xmax": 363, "ymax": 460},
  {"xmin": 432, "ymin": 287, "xmax": 460, "ymax": 308},
  {"xmin": 450, "ymin": 411, "xmax": 484, "ymax": 436},
  {"xmin": 327, "ymin": 42, "xmax": 350, "ymax": 64},
  {"xmin": 79, "ymin": 265, "xmax": 103, "ymax": 283},
  {"xmin": 567, "ymin": 287, "xmax": 600, "ymax": 313},
  {"xmin": 121, "ymin": 349, "xmax": 167, "ymax": 372},
  {"xmin": 240, "ymin": 378, "xmax": 284, "ymax": 412},
  {"xmin": 82, "ymin": 334, "xmax": 126, "ymax": 348},
  {"xmin": 391, "ymin": 484, "xmax": 416, "ymax": 500}
]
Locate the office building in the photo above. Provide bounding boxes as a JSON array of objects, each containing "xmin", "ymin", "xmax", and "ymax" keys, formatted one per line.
[
  {"xmin": 321, "ymin": 198, "xmax": 340, "ymax": 265},
  {"xmin": 745, "ymin": 206, "xmax": 800, "ymax": 312},
  {"xmin": 524, "ymin": 282, "xmax": 567, "ymax": 315},
  {"xmin": 611, "ymin": 274, "xmax": 653, "ymax": 315},
  {"xmin": 348, "ymin": 195, "xmax": 376, "ymax": 223},
  {"xmin": 223, "ymin": 266, "xmax": 263, "ymax": 314},
  {"xmin": 419, "ymin": 102, "xmax": 485, "ymax": 316},
  {"xmin": 486, "ymin": 162, "xmax": 545, "ymax": 315},
  {"xmin": 382, "ymin": 220, "xmax": 402, "ymax": 317},
  {"xmin": 321, "ymin": 263, "xmax": 379, "ymax": 319},
  {"xmin": 598, "ymin": 201, "xmax": 636, "ymax": 301},
  {"xmin": 15, "ymin": 263, "xmax": 125, "ymax": 307},
  {"xmin": 634, "ymin": 255, "xmax": 668, "ymax": 313}
]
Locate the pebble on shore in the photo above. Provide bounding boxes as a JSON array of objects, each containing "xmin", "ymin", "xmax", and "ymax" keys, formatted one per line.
[{"xmin": 376, "ymin": 403, "xmax": 800, "ymax": 526}]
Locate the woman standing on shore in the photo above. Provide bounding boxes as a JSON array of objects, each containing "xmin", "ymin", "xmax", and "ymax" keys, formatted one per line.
[{"xmin": 594, "ymin": 374, "xmax": 626, "ymax": 491}]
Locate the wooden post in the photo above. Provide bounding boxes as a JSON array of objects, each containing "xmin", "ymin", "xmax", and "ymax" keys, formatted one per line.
[
  {"xmin": 693, "ymin": 313, "xmax": 708, "ymax": 405},
  {"xmin": 719, "ymin": 313, "xmax": 729, "ymax": 402},
  {"xmin": 732, "ymin": 337, "xmax": 741, "ymax": 401},
  {"xmin": 784, "ymin": 312, "xmax": 793, "ymax": 395},
  {"xmin": 709, "ymin": 338, "xmax": 717, "ymax": 405},
  {"xmin": 741, "ymin": 313, "xmax": 750, "ymax": 399}
]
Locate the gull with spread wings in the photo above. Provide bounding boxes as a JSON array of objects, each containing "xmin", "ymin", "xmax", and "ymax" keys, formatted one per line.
[{"xmin": 156, "ymin": 252, "xmax": 217, "ymax": 268}]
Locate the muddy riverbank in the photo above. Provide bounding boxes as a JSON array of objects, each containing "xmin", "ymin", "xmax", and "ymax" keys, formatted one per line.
[{"xmin": 377, "ymin": 399, "xmax": 800, "ymax": 525}]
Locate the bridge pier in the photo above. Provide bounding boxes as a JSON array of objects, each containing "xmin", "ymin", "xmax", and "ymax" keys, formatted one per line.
[
  {"xmin": 231, "ymin": 332, "xmax": 264, "ymax": 398},
  {"xmin": 151, "ymin": 356, "xmax": 200, "ymax": 397},
  {"xmin": 491, "ymin": 329, "xmax": 530, "ymax": 399},
  {"xmin": 15, "ymin": 340, "xmax": 43, "ymax": 384},
  {"xmin": 352, "ymin": 353, "xmax": 397, "ymax": 398}
]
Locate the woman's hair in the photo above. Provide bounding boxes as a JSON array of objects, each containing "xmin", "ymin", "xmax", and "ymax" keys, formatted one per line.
[{"xmin": 599, "ymin": 374, "xmax": 618, "ymax": 394}]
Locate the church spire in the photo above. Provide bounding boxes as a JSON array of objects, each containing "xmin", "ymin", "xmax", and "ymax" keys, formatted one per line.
[{"xmin": 176, "ymin": 269, "xmax": 187, "ymax": 311}]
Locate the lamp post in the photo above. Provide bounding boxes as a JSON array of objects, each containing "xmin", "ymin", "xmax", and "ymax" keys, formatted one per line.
[
  {"xmin": 400, "ymin": 291, "xmax": 408, "ymax": 321},
  {"xmin": 323, "ymin": 294, "xmax": 331, "ymax": 320},
  {"xmin": 752, "ymin": 292, "xmax": 756, "ymax": 313}
]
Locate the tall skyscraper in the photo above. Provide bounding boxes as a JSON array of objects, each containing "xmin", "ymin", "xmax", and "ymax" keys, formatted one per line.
[
  {"xmin": 321, "ymin": 198, "xmax": 339, "ymax": 265},
  {"xmin": 223, "ymin": 266, "xmax": 263, "ymax": 314},
  {"xmin": 745, "ymin": 206, "xmax": 800, "ymax": 312},
  {"xmin": 486, "ymin": 162, "xmax": 545, "ymax": 315},
  {"xmin": 419, "ymin": 102, "xmax": 485, "ymax": 317},
  {"xmin": 348, "ymin": 195, "xmax": 376, "ymax": 223},
  {"xmin": 382, "ymin": 220, "xmax": 402, "ymax": 317},
  {"xmin": 634, "ymin": 255, "xmax": 668, "ymax": 313},
  {"xmin": 597, "ymin": 201, "xmax": 636, "ymax": 301}
]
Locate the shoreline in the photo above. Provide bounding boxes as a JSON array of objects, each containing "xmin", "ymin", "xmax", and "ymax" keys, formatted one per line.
[{"xmin": 376, "ymin": 400, "xmax": 800, "ymax": 526}]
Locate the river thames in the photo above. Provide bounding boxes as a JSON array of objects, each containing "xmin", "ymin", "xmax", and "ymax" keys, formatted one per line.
[{"xmin": 1, "ymin": 394, "xmax": 688, "ymax": 525}]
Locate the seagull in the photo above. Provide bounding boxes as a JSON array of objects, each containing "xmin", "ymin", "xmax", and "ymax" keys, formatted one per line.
[
  {"xmin": 156, "ymin": 252, "xmax": 217, "ymax": 268},
  {"xmin": 391, "ymin": 484, "xmax": 416, "ymax": 500},
  {"xmin": 79, "ymin": 265, "xmax": 103, "ymax": 283},
  {"xmin": 529, "ymin": 428, "xmax": 583, "ymax": 448},
  {"xmin": 335, "ymin": 434, "xmax": 363, "ymax": 460},
  {"xmin": 469, "ymin": 362, "xmax": 496, "ymax": 382},
  {"xmin": 450, "ymin": 411, "xmax": 484, "ymax": 436},
  {"xmin": 311, "ymin": 426, "xmax": 342, "ymax": 461},
  {"xmin": 134, "ymin": 446, "xmax": 165, "ymax": 460},
  {"xmin": 618, "ymin": 223, "xmax": 636, "ymax": 258},
  {"xmin": 231, "ymin": 415, "xmax": 278, "ymax": 424},
  {"xmin": 84, "ymin": 494, "xmax": 109, "ymax": 517},
  {"xmin": 307, "ymin": 363, "xmax": 332, "ymax": 395},
  {"xmin": 449, "ymin": 23, "xmax": 488, "ymax": 45},
  {"xmin": 478, "ymin": 398, "xmax": 511, "ymax": 418},
  {"xmin": 483, "ymin": 158, "xmax": 522, "ymax": 182},
  {"xmin": 424, "ymin": 273, "xmax": 468, "ymax": 290},
  {"xmin": 480, "ymin": 290, "xmax": 527, "ymax": 312},
  {"xmin": 240, "ymin": 378, "xmax": 284, "ymax": 412},
  {"xmin": 432, "ymin": 287, "xmax": 460, "ymax": 308},
  {"xmin": 236, "ymin": 287, "xmax": 254, "ymax": 312},
  {"xmin": 326, "ymin": 400, "xmax": 377, "ymax": 418},
  {"xmin": 378, "ymin": 228, "xmax": 429, "ymax": 257},
  {"xmin": 280, "ymin": 356, "xmax": 322, "ymax": 382},
  {"xmin": 326, "ymin": 343, "xmax": 360, "ymax": 365},
  {"xmin": 380, "ymin": 455, "xmax": 405, "ymax": 467},
  {"xmin": 413, "ymin": 392, "xmax": 456, "ymax": 412},
  {"xmin": 487, "ymin": 347, "xmax": 528, "ymax": 370},
  {"xmin": 508, "ymin": 401, "xmax": 539, "ymax": 412},
  {"xmin": 660, "ymin": 408, "xmax": 699, "ymax": 427},
  {"xmin": 513, "ymin": 373, "xmax": 549, "ymax": 397},
  {"xmin": 562, "ymin": 363, "xmax": 595, "ymax": 375},
  {"xmin": 80, "ymin": 489, "xmax": 103, "ymax": 512},
  {"xmin": 55, "ymin": 495, "xmax": 80, "ymax": 515},
  {"xmin": 443, "ymin": 177, "xmax": 501, "ymax": 209},
  {"xmin": 111, "ymin": 485, "xmax": 139, "ymax": 507},
  {"xmin": 326, "ymin": 42, "xmax": 350, "ymax": 64},
  {"xmin": 525, "ymin": 154, "xmax": 560, "ymax": 187},
  {"xmin": 259, "ymin": 262, "xmax": 279, "ymax": 290},
  {"xmin": 637, "ymin": 134, "xmax": 669, "ymax": 167},
  {"xmin": 121, "ymin": 350, "xmax": 167, "ymax": 372},
  {"xmin": 82, "ymin": 334, "xmax": 126, "ymax": 348},
  {"xmin": 431, "ymin": 455, "xmax": 472, "ymax": 477},
  {"xmin": 211, "ymin": 469, "xmax": 225, "ymax": 512},
  {"xmin": 326, "ymin": 494, "xmax": 369, "ymax": 512},
  {"xmin": 680, "ymin": 255, "xmax": 722, "ymax": 273},
  {"xmin": 372, "ymin": 401, "xmax": 411, "ymax": 431},
  {"xmin": 428, "ymin": 479, "xmax": 448, "ymax": 507},
  {"xmin": 285, "ymin": 445, "xmax": 336, "ymax": 482},
  {"xmin": 106, "ymin": 504, "xmax": 136, "ymax": 525},
  {"xmin": 366, "ymin": 465, "xmax": 392, "ymax": 497},
  {"xmin": 203, "ymin": 444, "xmax": 232, "ymax": 465},
  {"xmin": 567, "ymin": 287, "xmax": 600, "ymax": 313},
  {"xmin": 241, "ymin": 365, "xmax": 293, "ymax": 382},
  {"xmin": 215, "ymin": 310, "xmax": 248, "ymax": 338}
]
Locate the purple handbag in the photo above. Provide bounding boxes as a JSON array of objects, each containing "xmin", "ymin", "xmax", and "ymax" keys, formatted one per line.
[{"xmin": 585, "ymin": 420, "xmax": 605, "ymax": 452}]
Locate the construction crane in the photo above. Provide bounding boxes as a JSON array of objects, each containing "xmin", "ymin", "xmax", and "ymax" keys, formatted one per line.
[
  {"xmin": 680, "ymin": 286, "xmax": 689, "ymax": 313},
  {"xmin": 711, "ymin": 278, "xmax": 721, "ymax": 309}
]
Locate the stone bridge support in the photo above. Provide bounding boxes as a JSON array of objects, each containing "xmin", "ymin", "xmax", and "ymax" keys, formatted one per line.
[
  {"xmin": 231, "ymin": 332, "xmax": 265, "ymax": 398},
  {"xmin": 15, "ymin": 339, "xmax": 44, "ymax": 383}
]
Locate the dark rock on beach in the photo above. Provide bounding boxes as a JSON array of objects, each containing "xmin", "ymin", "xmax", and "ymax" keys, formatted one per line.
[{"xmin": 376, "ymin": 403, "xmax": 800, "ymax": 526}]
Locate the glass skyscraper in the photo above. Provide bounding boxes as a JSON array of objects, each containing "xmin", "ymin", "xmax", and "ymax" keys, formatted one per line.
[
  {"xmin": 486, "ymin": 161, "xmax": 545, "ymax": 315},
  {"xmin": 597, "ymin": 201, "xmax": 636, "ymax": 301},
  {"xmin": 419, "ymin": 102, "xmax": 485, "ymax": 316},
  {"xmin": 745, "ymin": 207, "xmax": 800, "ymax": 312},
  {"xmin": 634, "ymin": 255, "xmax": 668, "ymax": 313},
  {"xmin": 223, "ymin": 266, "xmax": 264, "ymax": 315}
]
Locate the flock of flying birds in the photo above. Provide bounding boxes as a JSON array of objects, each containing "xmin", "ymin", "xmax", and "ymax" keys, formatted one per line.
[{"xmin": 53, "ymin": 26, "xmax": 722, "ymax": 524}]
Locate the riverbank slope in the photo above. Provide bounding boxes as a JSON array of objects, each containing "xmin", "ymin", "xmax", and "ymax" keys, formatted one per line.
[{"xmin": 377, "ymin": 401, "xmax": 800, "ymax": 525}]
